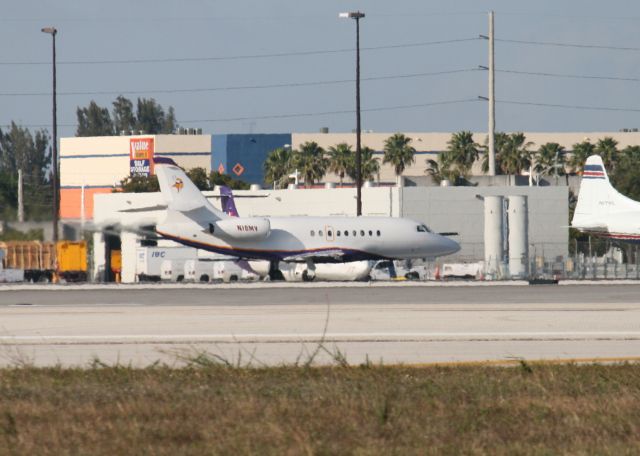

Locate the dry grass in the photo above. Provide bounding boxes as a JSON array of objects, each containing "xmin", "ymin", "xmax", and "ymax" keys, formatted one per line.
[{"xmin": 1, "ymin": 362, "xmax": 640, "ymax": 454}]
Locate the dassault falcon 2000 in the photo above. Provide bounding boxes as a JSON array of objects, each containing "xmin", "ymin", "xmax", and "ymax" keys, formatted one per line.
[
  {"xmin": 572, "ymin": 154, "xmax": 640, "ymax": 242},
  {"xmin": 153, "ymin": 156, "xmax": 460, "ymax": 279}
]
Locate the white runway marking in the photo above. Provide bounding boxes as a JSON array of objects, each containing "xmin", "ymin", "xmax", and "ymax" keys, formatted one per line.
[{"xmin": 3, "ymin": 331, "xmax": 640, "ymax": 342}]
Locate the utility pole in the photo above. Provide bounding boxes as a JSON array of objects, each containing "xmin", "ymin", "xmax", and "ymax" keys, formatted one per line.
[
  {"xmin": 340, "ymin": 11, "xmax": 365, "ymax": 216},
  {"xmin": 42, "ymin": 26, "xmax": 59, "ymax": 243},
  {"xmin": 17, "ymin": 169, "xmax": 24, "ymax": 223},
  {"xmin": 488, "ymin": 11, "xmax": 496, "ymax": 177}
]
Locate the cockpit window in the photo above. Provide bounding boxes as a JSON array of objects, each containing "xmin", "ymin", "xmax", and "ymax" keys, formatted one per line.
[{"xmin": 417, "ymin": 224, "xmax": 431, "ymax": 233}]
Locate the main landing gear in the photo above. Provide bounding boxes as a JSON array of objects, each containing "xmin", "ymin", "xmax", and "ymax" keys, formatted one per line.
[{"xmin": 268, "ymin": 260, "xmax": 285, "ymax": 281}]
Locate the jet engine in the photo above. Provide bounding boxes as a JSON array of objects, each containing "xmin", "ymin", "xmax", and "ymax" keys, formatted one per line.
[{"xmin": 213, "ymin": 217, "xmax": 271, "ymax": 240}]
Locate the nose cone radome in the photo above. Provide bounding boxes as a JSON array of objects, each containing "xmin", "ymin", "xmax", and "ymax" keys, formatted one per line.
[{"xmin": 441, "ymin": 236, "xmax": 460, "ymax": 256}]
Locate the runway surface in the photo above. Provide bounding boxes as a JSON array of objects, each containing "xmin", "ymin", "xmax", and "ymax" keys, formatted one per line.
[{"xmin": 1, "ymin": 283, "xmax": 639, "ymax": 367}]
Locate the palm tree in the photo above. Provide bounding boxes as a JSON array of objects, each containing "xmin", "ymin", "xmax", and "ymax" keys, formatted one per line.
[
  {"xmin": 481, "ymin": 133, "xmax": 532, "ymax": 184},
  {"xmin": 327, "ymin": 143, "xmax": 353, "ymax": 187},
  {"xmin": 500, "ymin": 133, "xmax": 533, "ymax": 176},
  {"xmin": 567, "ymin": 141, "xmax": 595, "ymax": 174},
  {"xmin": 446, "ymin": 131, "xmax": 480, "ymax": 179},
  {"xmin": 263, "ymin": 147, "xmax": 293, "ymax": 189},
  {"xmin": 383, "ymin": 133, "xmax": 416, "ymax": 181},
  {"xmin": 534, "ymin": 143, "xmax": 565, "ymax": 177},
  {"xmin": 595, "ymin": 137, "xmax": 618, "ymax": 172},
  {"xmin": 291, "ymin": 141, "xmax": 328, "ymax": 188},
  {"xmin": 425, "ymin": 157, "xmax": 459, "ymax": 184},
  {"xmin": 481, "ymin": 132, "xmax": 509, "ymax": 174},
  {"xmin": 347, "ymin": 146, "xmax": 380, "ymax": 182}
]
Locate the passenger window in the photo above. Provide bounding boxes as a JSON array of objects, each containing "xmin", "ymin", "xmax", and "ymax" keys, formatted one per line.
[
  {"xmin": 319, "ymin": 230, "xmax": 323, "ymax": 236},
  {"xmin": 311, "ymin": 230, "xmax": 315, "ymax": 236},
  {"xmin": 337, "ymin": 231, "xmax": 341, "ymax": 237},
  {"xmin": 360, "ymin": 230, "xmax": 365, "ymax": 236},
  {"xmin": 328, "ymin": 230, "xmax": 332, "ymax": 237},
  {"xmin": 369, "ymin": 230, "xmax": 373, "ymax": 236},
  {"xmin": 353, "ymin": 230, "xmax": 357, "ymax": 236},
  {"xmin": 376, "ymin": 230, "xmax": 381, "ymax": 236},
  {"xmin": 344, "ymin": 230, "xmax": 348, "ymax": 236}
]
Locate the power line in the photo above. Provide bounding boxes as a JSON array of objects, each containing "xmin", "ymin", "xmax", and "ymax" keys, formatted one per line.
[
  {"xmin": 496, "ymin": 37, "xmax": 640, "ymax": 52},
  {"xmin": 0, "ymin": 38, "xmax": 479, "ymax": 66},
  {"xmin": 497, "ymin": 68, "xmax": 640, "ymax": 83},
  {"xmin": 1, "ymin": 98, "xmax": 479, "ymax": 129},
  {"xmin": 178, "ymin": 98, "xmax": 479, "ymax": 124},
  {"xmin": 0, "ymin": 68, "xmax": 480, "ymax": 97},
  {"xmin": 497, "ymin": 99, "xmax": 640, "ymax": 113}
]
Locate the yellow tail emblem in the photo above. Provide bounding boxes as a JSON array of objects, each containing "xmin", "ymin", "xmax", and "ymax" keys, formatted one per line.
[{"xmin": 172, "ymin": 177, "xmax": 184, "ymax": 192}]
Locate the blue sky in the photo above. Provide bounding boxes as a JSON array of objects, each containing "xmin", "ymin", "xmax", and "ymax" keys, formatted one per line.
[{"xmin": 2, "ymin": 0, "xmax": 640, "ymax": 138}]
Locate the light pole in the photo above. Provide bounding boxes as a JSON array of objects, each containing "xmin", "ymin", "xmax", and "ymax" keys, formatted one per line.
[
  {"xmin": 339, "ymin": 11, "xmax": 365, "ymax": 216},
  {"xmin": 42, "ymin": 26, "xmax": 58, "ymax": 243}
]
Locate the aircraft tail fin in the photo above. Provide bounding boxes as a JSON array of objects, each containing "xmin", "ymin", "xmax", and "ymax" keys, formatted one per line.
[
  {"xmin": 219, "ymin": 186, "xmax": 239, "ymax": 217},
  {"xmin": 572, "ymin": 154, "xmax": 640, "ymax": 229},
  {"xmin": 154, "ymin": 157, "xmax": 226, "ymax": 219}
]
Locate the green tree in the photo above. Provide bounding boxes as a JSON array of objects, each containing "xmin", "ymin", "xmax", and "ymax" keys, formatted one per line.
[
  {"xmin": 0, "ymin": 123, "xmax": 51, "ymax": 220},
  {"xmin": 186, "ymin": 167, "xmax": 210, "ymax": 191},
  {"xmin": 112, "ymin": 96, "xmax": 136, "ymax": 134},
  {"xmin": 611, "ymin": 145, "xmax": 640, "ymax": 201},
  {"xmin": 209, "ymin": 171, "xmax": 250, "ymax": 190},
  {"xmin": 482, "ymin": 132, "xmax": 532, "ymax": 183},
  {"xmin": 117, "ymin": 174, "xmax": 159, "ymax": 193},
  {"xmin": 136, "ymin": 98, "xmax": 176, "ymax": 134},
  {"xmin": 76, "ymin": 101, "xmax": 114, "ymax": 136},
  {"xmin": 445, "ymin": 131, "xmax": 480, "ymax": 179},
  {"xmin": 534, "ymin": 142, "xmax": 565, "ymax": 177},
  {"xmin": 425, "ymin": 156, "xmax": 460, "ymax": 184},
  {"xmin": 595, "ymin": 137, "xmax": 618, "ymax": 172},
  {"xmin": 346, "ymin": 146, "xmax": 380, "ymax": 182},
  {"xmin": 383, "ymin": 133, "xmax": 416, "ymax": 178},
  {"xmin": 327, "ymin": 143, "xmax": 353, "ymax": 187},
  {"xmin": 263, "ymin": 147, "xmax": 293, "ymax": 189},
  {"xmin": 567, "ymin": 140, "xmax": 595, "ymax": 173},
  {"xmin": 291, "ymin": 141, "xmax": 328, "ymax": 188}
]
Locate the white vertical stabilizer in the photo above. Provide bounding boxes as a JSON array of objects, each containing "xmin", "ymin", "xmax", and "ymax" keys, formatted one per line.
[
  {"xmin": 154, "ymin": 157, "xmax": 226, "ymax": 219},
  {"xmin": 572, "ymin": 155, "xmax": 640, "ymax": 230}
]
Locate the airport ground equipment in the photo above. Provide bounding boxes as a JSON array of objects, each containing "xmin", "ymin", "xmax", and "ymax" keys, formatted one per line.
[
  {"xmin": 136, "ymin": 246, "xmax": 197, "ymax": 282},
  {"xmin": 0, "ymin": 240, "xmax": 87, "ymax": 282}
]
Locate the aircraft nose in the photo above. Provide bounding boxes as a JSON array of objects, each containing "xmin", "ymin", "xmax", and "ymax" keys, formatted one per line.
[{"xmin": 441, "ymin": 236, "xmax": 460, "ymax": 256}]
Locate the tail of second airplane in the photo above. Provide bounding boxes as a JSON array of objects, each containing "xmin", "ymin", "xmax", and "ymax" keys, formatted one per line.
[
  {"xmin": 154, "ymin": 156, "xmax": 227, "ymax": 220},
  {"xmin": 572, "ymin": 155, "xmax": 640, "ymax": 230},
  {"xmin": 219, "ymin": 186, "xmax": 239, "ymax": 217}
]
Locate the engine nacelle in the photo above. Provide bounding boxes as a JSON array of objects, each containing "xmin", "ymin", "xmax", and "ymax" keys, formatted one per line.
[{"xmin": 214, "ymin": 217, "xmax": 270, "ymax": 240}]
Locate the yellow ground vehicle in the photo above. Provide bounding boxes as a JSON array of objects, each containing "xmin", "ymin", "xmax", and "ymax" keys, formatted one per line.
[{"xmin": 0, "ymin": 240, "xmax": 87, "ymax": 282}]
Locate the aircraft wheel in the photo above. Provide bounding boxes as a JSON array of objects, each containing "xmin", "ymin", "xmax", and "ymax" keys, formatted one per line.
[{"xmin": 302, "ymin": 270, "xmax": 315, "ymax": 282}]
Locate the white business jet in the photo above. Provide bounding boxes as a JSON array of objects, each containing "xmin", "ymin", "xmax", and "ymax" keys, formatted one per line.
[
  {"xmin": 153, "ymin": 157, "xmax": 460, "ymax": 279},
  {"xmin": 572, "ymin": 154, "xmax": 640, "ymax": 241}
]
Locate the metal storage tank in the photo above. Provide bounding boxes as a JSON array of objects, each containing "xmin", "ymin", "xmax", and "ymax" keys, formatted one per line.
[{"xmin": 508, "ymin": 195, "xmax": 529, "ymax": 278}]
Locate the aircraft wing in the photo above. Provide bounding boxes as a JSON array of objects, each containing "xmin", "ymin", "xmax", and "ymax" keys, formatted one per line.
[{"xmin": 281, "ymin": 249, "xmax": 346, "ymax": 262}]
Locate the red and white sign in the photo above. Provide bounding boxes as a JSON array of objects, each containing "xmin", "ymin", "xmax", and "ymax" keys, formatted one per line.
[{"xmin": 129, "ymin": 138, "xmax": 155, "ymax": 176}]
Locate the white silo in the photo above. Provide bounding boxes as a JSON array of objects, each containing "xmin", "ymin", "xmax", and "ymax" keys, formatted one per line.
[
  {"xmin": 484, "ymin": 196, "xmax": 504, "ymax": 277},
  {"xmin": 508, "ymin": 195, "xmax": 529, "ymax": 278}
]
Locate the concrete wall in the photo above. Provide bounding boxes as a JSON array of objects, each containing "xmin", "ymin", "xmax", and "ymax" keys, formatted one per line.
[{"xmin": 402, "ymin": 186, "xmax": 568, "ymax": 262}]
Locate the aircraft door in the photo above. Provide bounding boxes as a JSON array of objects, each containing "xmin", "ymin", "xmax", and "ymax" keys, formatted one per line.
[{"xmin": 324, "ymin": 225, "xmax": 335, "ymax": 242}]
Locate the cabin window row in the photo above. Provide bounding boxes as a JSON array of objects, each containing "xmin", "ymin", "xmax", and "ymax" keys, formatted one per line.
[{"xmin": 310, "ymin": 229, "xmax": 381, "ymax": 237}]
